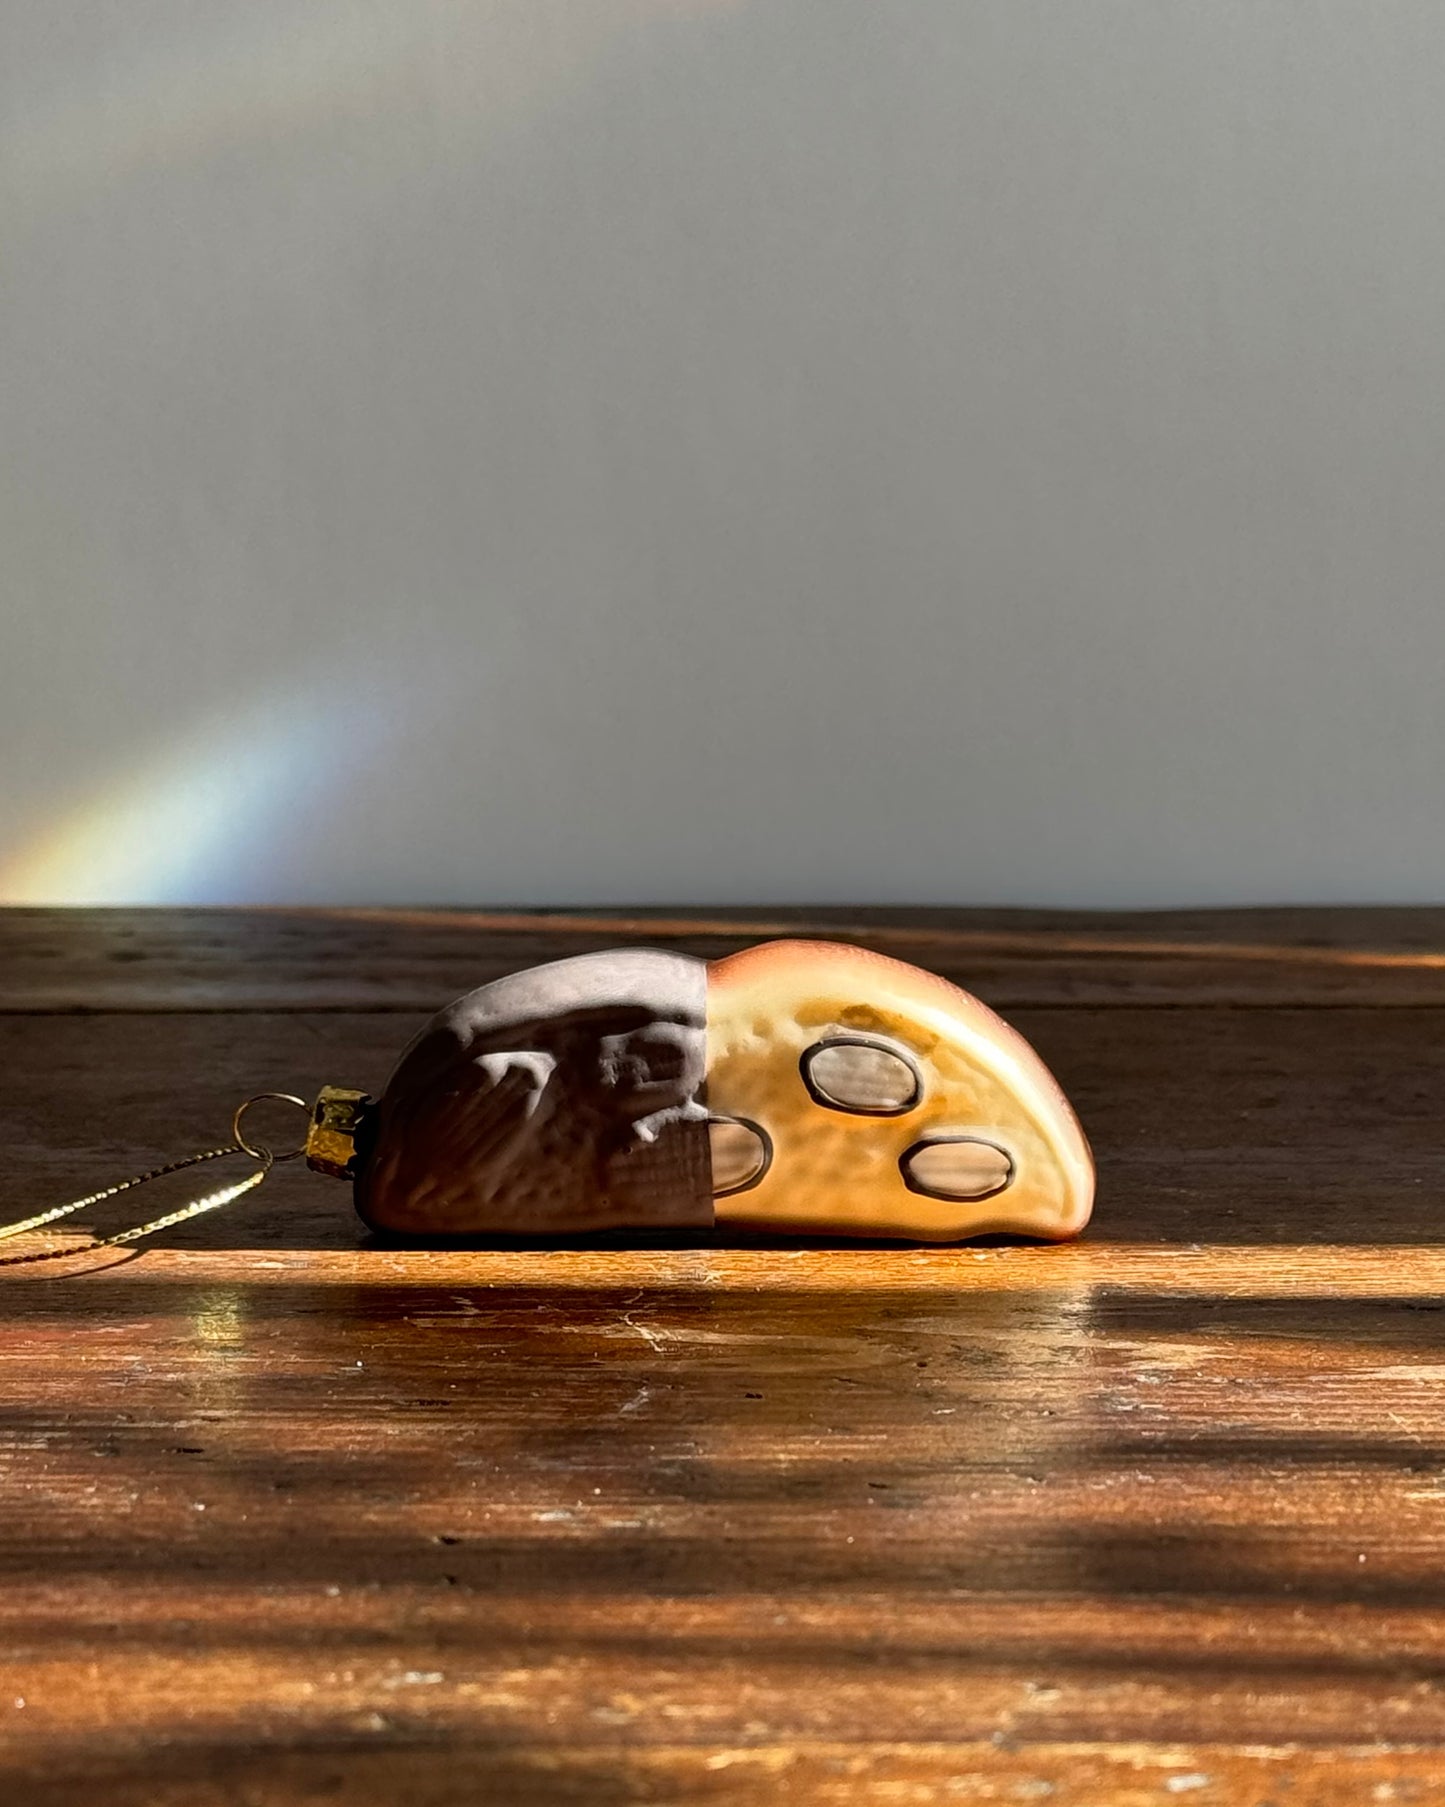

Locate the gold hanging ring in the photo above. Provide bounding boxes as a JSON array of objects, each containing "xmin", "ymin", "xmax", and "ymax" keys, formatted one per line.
[{"xmin": 232, "ymin": 1093, "xmax": 309, "ymax": 1164}]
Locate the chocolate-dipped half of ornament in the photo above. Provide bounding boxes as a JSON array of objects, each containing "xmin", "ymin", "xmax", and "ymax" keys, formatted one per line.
[
  {"xmin": 340, "ymin": 949, "xmax": 712, "ymax": 1235},
  {"xmin": 307, "ymin": 940, "xmax": 1095, "ymax": 1243}
]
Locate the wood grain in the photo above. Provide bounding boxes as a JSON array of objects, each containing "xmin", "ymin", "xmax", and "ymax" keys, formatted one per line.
[
  {"xmin": 2, "ymin": 908, "xmax": 1445, "ymax": 1803},
  {"xmin": 9, "ymin": 903, "xmax": 1445, "ymax": 1010}
]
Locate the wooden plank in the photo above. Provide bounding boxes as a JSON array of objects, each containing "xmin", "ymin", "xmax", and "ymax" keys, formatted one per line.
[
  {"xmin": 3, "ymin": 1239, "xmax": 1445, "ymax": 1789},
  {"xmin": 3, "ymin": 912, "xmax": 1444, "ymax": 1800},
  {"xmin": 16, "ymin": 1741, "xmax": 1445, "ymax": 1807},
  {"xmin": 7, "ymin": 904, "xmax": 1445, "ymax": 1010}
]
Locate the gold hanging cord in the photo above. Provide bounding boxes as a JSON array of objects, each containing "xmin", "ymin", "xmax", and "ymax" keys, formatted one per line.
[{"xmin": 0, "ymin": 1093, "xmax": 309, "ymax": 1263}]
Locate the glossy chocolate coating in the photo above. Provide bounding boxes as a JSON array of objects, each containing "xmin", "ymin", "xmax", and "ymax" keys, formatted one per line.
[{"xmin": 357, "ymin": 948, "xmax": 710, "ymax": 1235}]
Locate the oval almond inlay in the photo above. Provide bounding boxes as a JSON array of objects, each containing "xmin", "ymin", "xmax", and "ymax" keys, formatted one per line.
[
  {"xmin": 801, "ymin": 1038, "xmax": 922, "ymax": 1115},
  {"xmin": 708, "ymin": 1117, "xmax": 771, "ymax": 1196},
  {"xmin": 900, "ymin": 1137, "xmax": 1013, "ymax": 1201}
]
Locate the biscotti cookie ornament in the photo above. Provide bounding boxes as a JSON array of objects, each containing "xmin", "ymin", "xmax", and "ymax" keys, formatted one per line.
[{"xmin": 0, "ymin": 942, "xmax": 1094, "ymax": 1256}]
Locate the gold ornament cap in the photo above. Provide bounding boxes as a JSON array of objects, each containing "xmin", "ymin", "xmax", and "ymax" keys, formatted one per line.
[{"xmin": 305, "ymin": 1087, "xmax": 372, "ymax": 1181}]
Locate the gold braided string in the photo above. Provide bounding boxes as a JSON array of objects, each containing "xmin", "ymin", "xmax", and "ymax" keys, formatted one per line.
[
  {"xmin": 0, "ymin": 1146, "xmax": 272, "ymax": 1264},
  {"xmin": 0, "ymin": 1095, "xmax": 308, "ymax": 1265},
  {"xmin": 0, "ymin": 1145, "xmax": 238, "ymax": 1241},
  {"xmin": 104, "ymin": 1156, "xmax": 270, "ymax": 1245}
]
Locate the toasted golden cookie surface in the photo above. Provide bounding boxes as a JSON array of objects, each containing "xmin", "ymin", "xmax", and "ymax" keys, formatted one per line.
[{"xmin": 704, "ymin": 940, "xmax": 1093, "ymax": 1241}]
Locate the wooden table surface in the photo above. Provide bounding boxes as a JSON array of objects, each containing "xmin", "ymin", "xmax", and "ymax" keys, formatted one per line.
[{"xmin": 5, "ymin": 906, "xmax": 1445, "ymax": 1805}]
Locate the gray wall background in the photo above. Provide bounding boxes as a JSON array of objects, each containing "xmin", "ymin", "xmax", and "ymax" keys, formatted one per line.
[{"xmin": 2, "ymin": 0, "xmax": 1442, "ymax": 907}]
